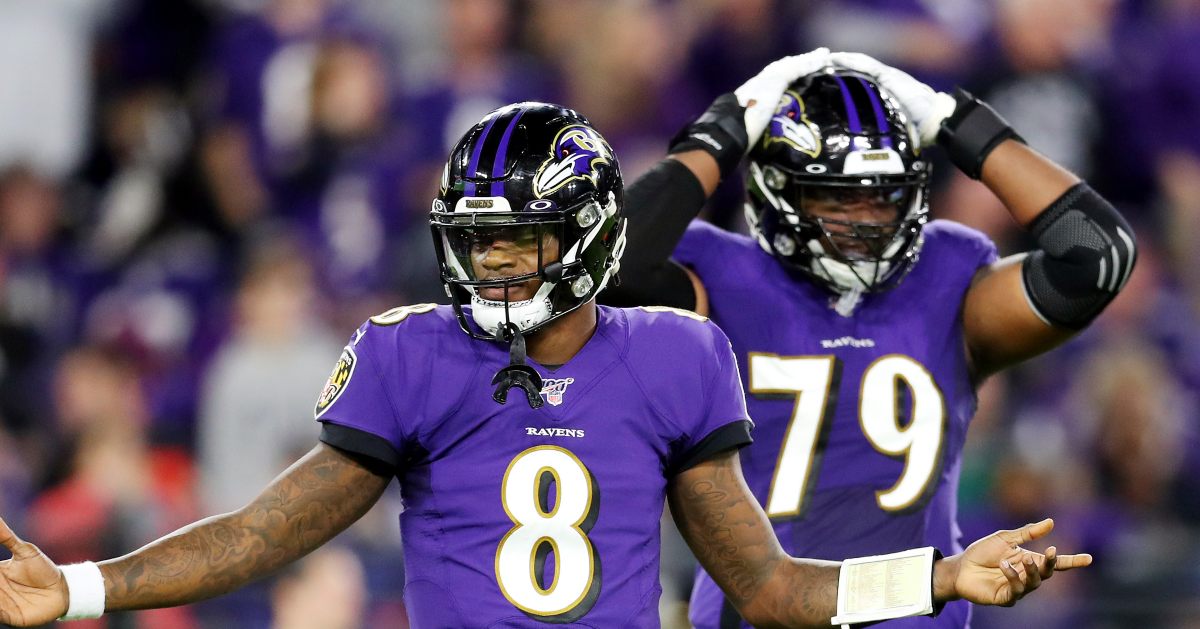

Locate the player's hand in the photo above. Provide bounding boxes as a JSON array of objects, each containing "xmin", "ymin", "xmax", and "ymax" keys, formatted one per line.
[
  {"xmin": 734, "ymin": 48, "xmax": 832, "ymax": 147},
  {"xmin": 935, "ymin": 518, "xmax": 1092, "ymax": 607},
  {"xmin": 0, "ymin": 515, "xmax": 69, "ymax": 626},
  {"xmin": 829, "ymin": 51, "xmax": 956, "ymax": 148},
  {"xmin": 670, "ymin": 48, "xmax": 831, "ymax": 177}
]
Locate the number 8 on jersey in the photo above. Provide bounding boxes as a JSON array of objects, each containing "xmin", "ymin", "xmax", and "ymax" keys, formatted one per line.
[{"xmin": 495, "ymin": 446, "xmax": 601, "ymax": 622}]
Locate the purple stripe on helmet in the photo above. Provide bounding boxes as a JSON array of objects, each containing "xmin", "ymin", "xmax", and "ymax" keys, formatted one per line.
[
  {"xmin": 464, "ymin": 112, "xmax": 501, "ymax": 197},
  {"xmin": 489, "ymin": 109, "xmax": 525, "ymax": 196},
  {"xmin": 858, "ymin": 77, "xmax": 893, "ymax": 148},
  {"xmin": 833, "ymin": 75, "xmax": 862, "ymax": 135}
]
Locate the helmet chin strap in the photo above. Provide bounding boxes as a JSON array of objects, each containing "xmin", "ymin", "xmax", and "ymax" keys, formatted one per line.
[
  {"xmin": 491, "ymin": 323, "xmax": 545, "ymax": 409},
  {"xmin": 470, "ymin": 280, "xmax": 557, "ymax": 336}
]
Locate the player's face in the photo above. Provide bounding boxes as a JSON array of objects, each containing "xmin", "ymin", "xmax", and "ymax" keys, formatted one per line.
[
  {"xmin": 799, "ymin": 185, "xmax": 908, "ymax": 260},
  {"xmin": 468, "ymin": 225, "xmax": 560, "ymax": 301}
]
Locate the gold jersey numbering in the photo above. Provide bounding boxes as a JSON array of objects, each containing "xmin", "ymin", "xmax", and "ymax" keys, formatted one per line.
[
  {"xmin": 495, "ymin": 445, "xmax": 601, "ymax": 623},
  {"xmin": 749, "ymin": 353, "xmax": 947, "ymax": 518}
]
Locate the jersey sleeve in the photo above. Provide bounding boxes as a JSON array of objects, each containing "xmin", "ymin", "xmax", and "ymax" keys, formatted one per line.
[
  {"xmin": 672, "ymin": 220, "xmax": 724, "ymax": 271},
  {"xmin": 931, "ymin": 219, "xmax": 999, "ymax": 271},
  {"xmin": 315, "ymin": 321, "xmax": 412, "ymax": 473},
  {"xmin": 667, "ymin": 321, "xmax": 754, "ymax": 475}
]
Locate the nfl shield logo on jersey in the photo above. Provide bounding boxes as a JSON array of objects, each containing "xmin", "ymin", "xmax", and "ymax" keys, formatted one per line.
[{"xmin": 539, "ymin": 378, "xmax": 575, "ymax": 406}]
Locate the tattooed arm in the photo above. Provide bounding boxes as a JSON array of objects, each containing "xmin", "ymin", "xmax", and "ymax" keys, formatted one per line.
[
  {"xmin": 667, "ymin": 449, "xmax": 839, "ymax": 627},
  {"xmin": 100, "ymin": 443, "xmax": 388, "ymax": 610},
  {"xmin": 667, "ymin": 450, "xmax": 1091, "ymax": 628},
  {"xmin": 0, "ymin": 444, "xmax": 389, "ymax": 625}
]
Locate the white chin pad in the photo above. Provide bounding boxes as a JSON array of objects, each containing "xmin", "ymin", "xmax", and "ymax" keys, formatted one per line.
[
  {"xmin": 808, "ymin": 239, "xmax": 894, "ymax": 292},
  {"xmin": 470, "ymin": 282, "xmax": 556, "ymax": 336}
]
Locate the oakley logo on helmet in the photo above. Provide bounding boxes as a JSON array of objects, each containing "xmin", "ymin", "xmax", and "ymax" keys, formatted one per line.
[
  {"xmin": 533, "ymin": 125, "xmax": 614, "ymax": 198},
  {"xmin": 764, "ymin": 91, "xmax": 821, "ymax": 158}
]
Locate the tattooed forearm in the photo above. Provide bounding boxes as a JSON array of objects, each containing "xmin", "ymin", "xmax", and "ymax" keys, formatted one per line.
[
  {"xmin": 668, "ymin": 450, "xmax": 840, "ymax": 628},
  {"xmin": 97, "ymin": 444, "xmax": 389, "ymax": 611}
]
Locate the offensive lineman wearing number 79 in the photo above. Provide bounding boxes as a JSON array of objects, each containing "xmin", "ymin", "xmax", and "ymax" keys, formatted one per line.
[
  {"xmin": 0, "ymin": 60, "xmax": 1088, "ymax": 628},
  {"xmin": 608, "ymin": 49, "xmax": 1135, "ymax": 628}
]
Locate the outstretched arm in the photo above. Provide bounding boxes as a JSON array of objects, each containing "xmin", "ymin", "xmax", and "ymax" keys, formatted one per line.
[
  {"xmin": 0, "ymin": 443, "xmax": 389, "ymax": 625},
  {"xmin": 667, "ymin": 450, "xmax": 838, "ymax": 626},
  {"xmin": 668, "ymin": 450, "xmax": 1090, "ymax": 628}
]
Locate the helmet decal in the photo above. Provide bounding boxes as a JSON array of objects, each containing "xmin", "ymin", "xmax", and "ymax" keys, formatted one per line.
[
  {"xmin": 763, "ymin": 91, "xmax": 822, "ymax": 158},
  {"xmin": 533, "ymin": 125, "xmax": 614, "ymax": 198}
]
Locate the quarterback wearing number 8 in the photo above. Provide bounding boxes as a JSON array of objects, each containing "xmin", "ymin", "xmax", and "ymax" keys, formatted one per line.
[
  {"xmin": 0, "ymin": 93, "xmax": 1088, "ymax": 628},
  {"xmin": 609, "ymin": 50, "xmax": 1135, "ymax": 628}
]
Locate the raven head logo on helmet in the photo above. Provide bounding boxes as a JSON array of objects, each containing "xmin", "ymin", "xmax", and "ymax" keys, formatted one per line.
[
  {"xmin": 431, "ymin": 102, "xmax": 627, "ymax": 343},
  {"xmin": 763, "ymin": 91, "xmax": 822, "ymax": 158},
  {"xmin": 746, "ymin": 69, "xmax": 930, "ymax": 301},
  {"xmin": 533, "ymin": 125, "xmax": 614, "ymax": 197}
]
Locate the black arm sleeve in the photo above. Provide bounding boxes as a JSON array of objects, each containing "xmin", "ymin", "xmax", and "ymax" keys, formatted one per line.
[
  {"xmin": 1021, "ymin": 183, "xmax": 1137, "ymax": 329},
  {"xmin": 601, "ymin": 159, "xmax": 705, "ymax": 310}
]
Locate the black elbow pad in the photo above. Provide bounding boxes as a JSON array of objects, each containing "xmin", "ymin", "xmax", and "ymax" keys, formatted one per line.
[{"xmin": 1021, "ymin": 184, "xmax": 1137, "ymax": 329}]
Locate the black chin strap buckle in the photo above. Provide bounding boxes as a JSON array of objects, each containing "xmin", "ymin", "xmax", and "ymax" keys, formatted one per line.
[{"xmin": 491, "ymin": 325, "xmax": 544, "ymax": 409}]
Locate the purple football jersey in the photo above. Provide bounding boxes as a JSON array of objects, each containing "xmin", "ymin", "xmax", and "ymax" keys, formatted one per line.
[
  {"xmin": 315, "ymin": 304, "xmax": 751, "ymax": 628},
  {"xmin": 676, "ymin": 220, "xmax": 998, "ymax": 629}
]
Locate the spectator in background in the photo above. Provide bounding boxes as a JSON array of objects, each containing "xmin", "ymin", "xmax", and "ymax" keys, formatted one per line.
[
  {"xmin": 198, "ymin": 0, "xmax": 360, "ymax": 231},
  {"xmin": 1069, "ymin": 339, "xmax": 1200, "ymax": 627},
  {"xmin": 29, "ymin": 345, "xmax": 197, "ymax": 628},
  {"xmin": 406, "ymin": 0, "xmax": 557, "ymax": 157},
  {"xmin": 198, "ymin": 236, "xmax": 339, "ymax": 513},
  {"xmin": 0, "ymin": 167, "xmax": 83, "ymax": 471},
  {"xmin": 935, "ymin": 0, "xmax": 1119, "ymax": 249},
  {"xmin": 197, "ymin": 236, "xmax": 407, "ymax": 622},
  {"xmin": 802, "ymin": 0, "xmax": 987, "ymax": 90},
  {"xmin": 525, "ymin": 0, "xmax": 697, "ymax": 170},
  {"xmin": 0, "ymin": 0, "xmax": 121, "ymax": 179},
  {"xmin": 276, "ymin": 34, "xmax": 444, "ymax": 315},
  {"xmin": 0, "ymin": 168, "xmax": 77, "ymax": 352}
]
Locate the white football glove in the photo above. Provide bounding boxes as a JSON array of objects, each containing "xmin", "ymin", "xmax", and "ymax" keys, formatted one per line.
[
  {"xmin": 829, "ymin": 51, "xmax": 957, "ymax": 147},
  {"xmin": 735, "ymin": 47, "xmax": 832, "ymax": 148}
]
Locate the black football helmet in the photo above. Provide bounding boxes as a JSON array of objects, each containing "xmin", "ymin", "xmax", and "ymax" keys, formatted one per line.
[
  {"xmin": 431, "ymin": 102, "xmax": 627, "ymax": 342},
  {"xmin": 745, "ymin": 69, "xmax": 930, "ymax": 294}
]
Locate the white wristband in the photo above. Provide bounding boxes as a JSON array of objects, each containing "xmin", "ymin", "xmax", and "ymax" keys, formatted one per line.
[
  {"xmin": 830, "ymin": 547, "xmax": 936, "ymax": 627},
  {"xmin": 59, "ymin": 562, "xmax": 106, "ymax": 620}
]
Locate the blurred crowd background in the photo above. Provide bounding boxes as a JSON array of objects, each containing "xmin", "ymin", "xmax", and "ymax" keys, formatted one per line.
[{"xmin": 0, "ymin": 0, "xmax": 1198, "ymax": 627}]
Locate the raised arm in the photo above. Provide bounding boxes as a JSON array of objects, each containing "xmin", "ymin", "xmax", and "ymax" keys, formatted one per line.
[
  {"xmin": 603, "ymin": 50, "xmax": 833, "ymax": 313},
  {"xmin": 668, "ymin": 450, "xmax": 1091, "ymax": 628},
  {"xmin": 961, "ymin": 137, "xmax": 1133, "ymax": 376},
  {"xmin": 0, "ymin": 443, "xmax": 389, "ymax": 625},
  {"xmin": 830, "ymin": 52, "xmax": 1137, "ymax": 379}
]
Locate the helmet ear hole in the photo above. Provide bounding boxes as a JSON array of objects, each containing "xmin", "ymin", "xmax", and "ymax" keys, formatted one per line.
[
  {"xmin": 431, "ymin": 102, "xmax": 625, "ymax": 340},
  {"xmin": 745, "ymin": 69, "xmax": 929, "ymax": 294}
]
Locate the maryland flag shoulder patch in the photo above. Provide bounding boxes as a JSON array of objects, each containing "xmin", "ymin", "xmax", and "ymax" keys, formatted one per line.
[{"xmin": 315, "ymin": 346, "xmax": 357, "ymax": 418}]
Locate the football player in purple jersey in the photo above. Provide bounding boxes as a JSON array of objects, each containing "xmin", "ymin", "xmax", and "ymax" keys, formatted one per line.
[
  {"xmin": 608, "ymin": 52, "xmax": 1135, "ymax": 628},
  {"xmin": 0, "ymin": 96, "xmax": 1089, "ymax": 628}
]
